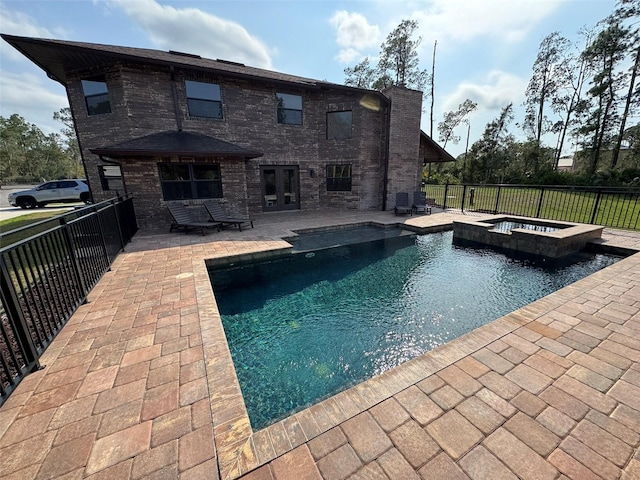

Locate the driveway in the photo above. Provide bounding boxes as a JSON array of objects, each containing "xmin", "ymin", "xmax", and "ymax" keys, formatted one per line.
[{"xmin": 0, "ymin": 185, "xmax": 76, "ymax": 222}]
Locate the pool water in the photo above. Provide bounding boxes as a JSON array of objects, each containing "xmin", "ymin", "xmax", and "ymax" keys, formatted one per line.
[
  {"xmin": 210, "ymin": 230, "xmax": 618, "ymax": 429},
  {"xmin": 490, "ymin": 221, "xmax": 563, "ymax": 233}
]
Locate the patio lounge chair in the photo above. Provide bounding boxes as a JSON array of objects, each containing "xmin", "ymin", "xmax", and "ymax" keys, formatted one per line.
[
  {"xmin": 394, "ymin": 192, "xmax": 412, "ymax": 216},
  {"xmin": 412, "ymin": 191, "xmax": 432, "ymax": 215},
  {"xmin": 167, "ymin": 202, "xmax": 221, "ymax": 235},
  {"xmin": 204, "ymin": 200, "xmax": 254, "ymax": 231}
]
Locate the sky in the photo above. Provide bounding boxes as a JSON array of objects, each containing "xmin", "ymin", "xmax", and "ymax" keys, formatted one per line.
[{"xmin": 0, "ymin": 0, "xmax": 620, "ymax": 157}]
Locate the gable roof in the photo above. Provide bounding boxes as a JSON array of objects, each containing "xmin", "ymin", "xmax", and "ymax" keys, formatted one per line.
[
  {"xmin": 0, "ymin": 34, "xmax": 382, "ymax": 97},
  {"xmin": 90, "ymin": 130, "xmax": 263, "ymax": 159},
  {"xmin": 420, "ymin": 131, "xmax": 457, "ymax": 164}
]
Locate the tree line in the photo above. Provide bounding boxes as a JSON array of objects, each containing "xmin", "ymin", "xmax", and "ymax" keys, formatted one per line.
[
  {"xmin": 0, "ymin": 109, "xmax": 81, "ymax": 185},
  {"xmin": 344, "ymin": 0, "xmax": 640, "ymax": 186}
]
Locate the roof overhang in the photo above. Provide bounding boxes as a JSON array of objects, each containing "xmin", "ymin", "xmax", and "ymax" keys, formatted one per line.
[
  {"xmin": 420, "ymin": 131, "xmax": 457, "ymax": 164},
  {"xmin": 0, "ymin": 33, "xmax": 387, "ymax": 105},
  {"xmin": 90, "ymin": 130, "xmax": 264, "ymax": 160}
]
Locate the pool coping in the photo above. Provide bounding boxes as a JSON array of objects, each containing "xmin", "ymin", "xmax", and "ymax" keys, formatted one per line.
[{"xmin": 198, "ymin": 217, "xmax": 639, "ymax": 479}]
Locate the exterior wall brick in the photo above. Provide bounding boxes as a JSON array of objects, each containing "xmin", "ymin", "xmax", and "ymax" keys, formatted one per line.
[
  {"xmin": 383, "ymin": 86, "xmax": 423, "ymax": 210},
  {"xmin": 65, "ymin": 59, "xmax": 424, "ymax": 228}
]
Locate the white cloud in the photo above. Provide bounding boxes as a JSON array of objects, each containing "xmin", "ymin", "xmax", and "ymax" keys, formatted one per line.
[
  {"xmin": 441, "ymin": 70, "xmax": 527, "ymax": 113},
  {"xmin": 411, "ymin": 0, "xmax": 561, "ymax": 45},
  {"xmin": 330, "ymin": 10, "xmax": 381, "ymax": 64},
  {"xmin": 104, "ymin": 0, "xmax": 274, "ymax": 68},
  {"xmin": 0, "ymin": 72, "xmax": 69, "ymax": 134},
  {"xmin": 0, "ymin": 2, "xmax": 68, "ymax": 62},
  {"xmin": 335, "ymin": 47, "xmax": 363, "ymax": 64}
]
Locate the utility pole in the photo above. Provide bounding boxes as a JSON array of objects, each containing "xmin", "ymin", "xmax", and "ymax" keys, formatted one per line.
[
  {"xmin": 430, "ymin": 40, "xmax": 437, "ymax": 138},
  {"xmin": 463, "ymin": 121, "xmax": 471, "ymax": 174}
]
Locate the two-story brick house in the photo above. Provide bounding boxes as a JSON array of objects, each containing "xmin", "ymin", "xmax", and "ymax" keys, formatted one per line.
[{"xmin": 3, "ymin": 34, "xmax": 454, "ymax": 229}]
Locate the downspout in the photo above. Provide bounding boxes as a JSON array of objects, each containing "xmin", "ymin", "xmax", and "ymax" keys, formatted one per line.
[
  {"xmin": 170, "ymin": 66, "xmax": 183, "ymax": 131},
  {"xmin": 381, "ymin": 98, "xmax": 392, "ymax": 211}
]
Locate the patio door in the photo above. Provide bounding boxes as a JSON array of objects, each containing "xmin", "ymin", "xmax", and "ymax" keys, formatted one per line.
[{"xmin": 261, "ymin": 166, "xmax": 299, "ymax": 211}]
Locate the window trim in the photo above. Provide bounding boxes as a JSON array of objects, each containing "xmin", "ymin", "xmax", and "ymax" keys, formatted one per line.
[
  {"xmin": 276, "ymin": 92, "xmax": 303, "ymax": 125},
  {"xmin": 326, "ymin": 110, "xmax": 353, "ymax": 140},
  {"xmin": 185, "ymin": 80, "xmax": 223, "ymax": 119},
  {"xmin": 158, "ymin": 162, "xmax": 223, "ymax": 200},
  {"xmin": 326, "ymin": 164, "xmax": 352, "ymax": 192}
]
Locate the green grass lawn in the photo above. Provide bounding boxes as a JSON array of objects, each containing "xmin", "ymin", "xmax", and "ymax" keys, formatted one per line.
[{"xmin": 0, "ymin": 211, "xmax": 67, "ymax": 247}]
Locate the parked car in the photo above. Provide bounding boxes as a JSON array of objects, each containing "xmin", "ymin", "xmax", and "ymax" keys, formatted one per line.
[{"xmin": 8, "ymin": 179, "xmax": 91, "ymax": 209}]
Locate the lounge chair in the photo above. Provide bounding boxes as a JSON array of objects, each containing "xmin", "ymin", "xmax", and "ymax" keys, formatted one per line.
[
  {"xmin": 394, "ymin": 192, "xmax": 412, "ymax": 216},
  {"xmin": 412, "ymin": 191, "xmax": 432, "ymax": 215},
  {"xmin": 204, "ymin": 200, "xmax": 254, "ymax": 231},
  {"xmin": 167, "ymin": 202, "xmax": 221, "ymax": 235}
]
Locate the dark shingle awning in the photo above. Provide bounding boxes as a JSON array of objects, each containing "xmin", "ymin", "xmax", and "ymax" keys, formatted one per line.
[{"xmin": 90, "ymin": 130, "xmax": 263, "ymax": 159}]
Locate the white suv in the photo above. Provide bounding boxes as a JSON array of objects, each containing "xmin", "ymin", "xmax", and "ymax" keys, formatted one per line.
[{"xmin": 8, "ymin": 179, "xmax": 91, "ymax": 209}]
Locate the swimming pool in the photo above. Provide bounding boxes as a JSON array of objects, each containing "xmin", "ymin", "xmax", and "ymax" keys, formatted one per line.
[{"xmin": 209, "ymin": 230, "xmax": 619, "ymax": 429}]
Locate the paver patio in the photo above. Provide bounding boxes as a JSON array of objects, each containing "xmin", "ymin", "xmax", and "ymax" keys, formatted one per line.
[{"xmin": 1, "ymin": 209, "xmax": 639, "ymax": 480}]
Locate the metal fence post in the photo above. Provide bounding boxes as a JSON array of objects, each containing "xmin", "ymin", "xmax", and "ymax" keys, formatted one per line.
[
  {"xmin": 536, "ymin": 187, "xmax": 546, "ymax": 218},
  {"xmin": 590, "ymin": 189, "xmax": 602, "ymax": 224},
  {"xmin": 494, "ymin": 185, "xmax": 502, "ymax": 214},
  {"xmin": 461, "ymin": 185, "xmax": 467, "ymax": 213},
  {"xmin": 443, "ymin": 182, "xmax": 449, "ymax": 210},
  {"xmin": 113, "ymin": 197, "xmax": 126, "ymax": 251}
]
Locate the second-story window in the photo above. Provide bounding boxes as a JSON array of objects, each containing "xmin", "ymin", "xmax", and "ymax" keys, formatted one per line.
[
  {"xmin": 327, "ymin": 111, "xmax": 352, "ymax": 140},
  {"xmin": 82, "ymin": 78, "xmax": 111, "ymax": 115},
  {"xmin": 276, "ymin": 93, "xmax": 302, "ymax": 125},
  {"xmin": 186, "ymin": 80, "xmax": 223, "ymax": 119}
]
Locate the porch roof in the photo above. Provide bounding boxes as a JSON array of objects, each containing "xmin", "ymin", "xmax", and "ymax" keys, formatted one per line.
[
  {"xmin": 420, "ymin": 131, "xmax": 457, "ymax": 164},
  {"xmin": 90, "ymin": 130, "xmax": 264, "ymax": 159}
]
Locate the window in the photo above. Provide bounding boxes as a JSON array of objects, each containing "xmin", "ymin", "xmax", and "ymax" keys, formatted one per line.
[
  {"xmin": 326, "ymin": 164, "xmax": 352, "ymax": 191},
  {"xmin": 81, "ymin": 78, "xmax": 111, "ymax": 115},
  {"xmin": 99, "ymin": 165, "xmax": 125, "ymax": 192},
  {"xmin": 158, "ymin": 163, "xmax": 222, "ymax": 200},
  {"xmin": 327, "ymin": 111, "xmax": 352, "ymax": 140},
  {"xmin": 276, "ymin": 93, "xmax": 302, "ymax": 125},
  {"xmin": 185, "ymin": 80, "xmax": 223, "ymax": 118}
]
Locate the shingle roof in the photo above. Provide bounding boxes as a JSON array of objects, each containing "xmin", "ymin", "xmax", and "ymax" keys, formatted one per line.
[
  {"xmin": 90, "ymin": 130, "xmax": 263, "ymax": 159},
  {"xmin": 0, "ymin": 33, "xmax": 377, "ymax": 95}
]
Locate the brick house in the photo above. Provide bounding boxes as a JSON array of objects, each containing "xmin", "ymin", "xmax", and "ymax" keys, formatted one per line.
[{"xmin": 3, "ymin": 34, "xmax": 454, "ymax": 229}]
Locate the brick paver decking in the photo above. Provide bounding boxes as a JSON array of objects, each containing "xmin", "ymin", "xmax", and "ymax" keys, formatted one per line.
[{"xmin": 0, "ymin": 210, "xmax": 639, "ymax": 479}]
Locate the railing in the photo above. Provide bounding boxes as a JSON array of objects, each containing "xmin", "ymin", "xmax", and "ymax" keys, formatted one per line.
[
  {"xmin": 0, "ymin": 196, "xmax": 137, "ymax": 406},
  {"xmin": 423, "ymin": 184, "xmax": 640, "ymax": 230}
]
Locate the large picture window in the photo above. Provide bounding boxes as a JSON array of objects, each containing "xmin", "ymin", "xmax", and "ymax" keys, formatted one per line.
[
  {"xmin": 82, "ymin": 78, "xmax": 111, "ymax": 115},
  {"xmin": 276, "ymin": 93, "xmax": 302, "ymax": 125},
  {"xmin": 326, "ymin": 164, "xmax": 352, "ymax": 191},
  {"xmin": 327, "ymin": 111, "xmax": 352, "ymax": 140},
  {"xmin": 186, "ymin": 81, "xmax": 223, "ymax": 119},
  {"xmin": 158, "ymin": 163, "xmax": 222, "ymax": 200}
]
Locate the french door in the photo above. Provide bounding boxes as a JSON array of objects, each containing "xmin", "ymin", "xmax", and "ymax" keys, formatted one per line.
[{"xmin": 261, "ymin": 166, "xmax": 299, "ymax": 211}]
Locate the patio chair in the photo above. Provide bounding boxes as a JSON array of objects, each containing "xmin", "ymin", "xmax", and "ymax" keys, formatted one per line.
[
  {"xmin": 394, "ymin": 192, "xmax": 412, "ymax": 216},
  {"xmin": 204, "ymin": 200, "xmax": 254, "ymax": 231},
  {"xmin": 412, "ymin": 191, "xmax": 432, "ymax": 215},
  {"xmin": 167, "ymin": 202, "xmax": 221, "ymax": 235}
]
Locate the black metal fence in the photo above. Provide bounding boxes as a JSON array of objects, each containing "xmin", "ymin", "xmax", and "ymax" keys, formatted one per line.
[
  {"xmin": 0, "ymin": 196, "xmax": 137, "ymax": 406},
  {"xmin": 423, "ymin": 184, "xmax": 640, "ymax": 230}
]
